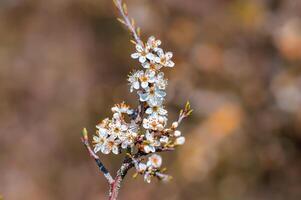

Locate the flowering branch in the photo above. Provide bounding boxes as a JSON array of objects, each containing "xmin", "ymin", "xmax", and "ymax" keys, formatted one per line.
[{"xmin": 81, "ymin": 0, "xmax": 192, "ymax": 199}]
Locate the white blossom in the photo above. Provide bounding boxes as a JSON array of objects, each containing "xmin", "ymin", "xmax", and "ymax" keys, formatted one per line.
[
  {"xmin": 147, "ymin": 154, "xmax": 162, "ymax": 168},
  {"xmin": 120, "ymin": 128, "xmax": 138, "ymax": 149},
  {"xmin": 93, "ymin": 133, "xmax": 108, "ymax": 153},
  {"xmin": 146, "ymin": 36, "xmax": 162, "ymax": 52},
  {"xmin": 145, "ymin": 105, "xmax": 168, "ymax": 116},
  {"xmin": 142, "ymin": 60, "xmax": 162, "ymax": 71},
  {"xmin": 155, "ymin": 49, "xmax": 175, "ymax": 68},
  {"xmin": 139, "ymin": 69, "xmax": 156, "ymax": 89},
  {"xmin": 172, "ymin": 122, "xmax": 179, "ymax": 129},
  {"xmin": 143, "ymin": 115, "xmax": 166, "ymax": 131},
  {"xmin": 143, "ymin": 131, "xmax": 160, "ymax": 153},
  {"xmin": 160, "ymin": 136, "xmax": 169, "ymax": 144},
  {"xmin": 102, "ymin": 136, "xmax": 121, "ymax": 155},
  {"xmin": 174, "ymin": 130, "xmax": 181, "ymax": 137},
  {"xmin": 128, "ymin": 70, "xmax": 143, "ymax": 92},
  {"xmin": 109, "ymin": 119, "xmax": 128, "ymax": 139},
  {"xmin": 155, "ymin": 72, "xmax": 168, "ymax": 90},
  {"xmin": 139, "ymin": 86, "xmax": 166, "ymax": 107},
  {"xmin": 112, "ymin": 102, "xmax": 132, "ymax": 114},
  {"xmin": 131, "ymin": 44, "xmax": 155, "ymax": 63}
]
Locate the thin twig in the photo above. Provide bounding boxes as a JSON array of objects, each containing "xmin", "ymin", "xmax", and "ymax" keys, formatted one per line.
[
  {"xmin": 113, "ymin": 0, "xmax": 142, "ymax": 45},
  {"xmin": 81, "ymin": 129, "xmax": 114, "ymax": 184}
]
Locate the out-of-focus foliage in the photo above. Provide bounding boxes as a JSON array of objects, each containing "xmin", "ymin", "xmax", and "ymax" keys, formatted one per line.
[{"xmin": 0, "ymin": 0, "xmax": 301, "ymax": 199}]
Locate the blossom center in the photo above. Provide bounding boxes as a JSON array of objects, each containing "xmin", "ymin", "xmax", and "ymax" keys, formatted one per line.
[{"xmin": 140, "ymin": 76, "xmax": 148, "ymax": 82}]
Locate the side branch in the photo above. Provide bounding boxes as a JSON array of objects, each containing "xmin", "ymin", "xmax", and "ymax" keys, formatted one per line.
[
  {"xmin": 81, "ymin": 128, "xmax": 114, "ymax": 184},
  {"xmin": 177, "ymin": 101, "xmax": 193, "ymax": 124},
  {"xmin": 113, "ymin": 0, "xmax": 142, "ymax": 45}
]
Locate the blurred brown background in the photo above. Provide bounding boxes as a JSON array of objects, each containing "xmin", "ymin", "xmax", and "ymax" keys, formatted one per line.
[{"xmin": 1, "ymin": 0, "xmax": 301, "ymax": 199}]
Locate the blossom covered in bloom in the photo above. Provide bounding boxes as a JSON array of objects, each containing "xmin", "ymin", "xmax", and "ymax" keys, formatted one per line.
[
  {"xmin": 92, "ymin": 35, "xmax": 190, "ymax": 183},
  {"xmin": 93, "ymin": 102, "xmax": 139, "ymax": 154}
]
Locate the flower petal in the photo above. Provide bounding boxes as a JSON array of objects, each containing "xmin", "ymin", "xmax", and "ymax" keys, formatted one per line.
[
  {"xmin": 157, "ymin": 49, "xmax": 164, "ymax": 57},
  {"xmin": 139, "ymin": 92, "xmax": 149, "ymax": 102},
  {"xmin": 146, "ymin": 53, "xmax": 155, "ymax": 61},
  {"xmin": 136, "ymin": 44, "xmax": 144, "ymax": 52},
  {"xmin": 131, "ymin": 53, "xmax": 140, "ymax": 59},
  {"xmin": 166, "ymin": 52, "xmax": 173, "ymax": 59},
  {"xmin": 94, "ymin": 144, "xmax": 102, "ymax": 153},
  {"xmin": 139, "ymin": 56, "xmax": 146, "ymax": 63},
  {"xmin": 156, "ymin": 90, "xmax": 166, "ymax": 97},
  {"xmin": 166, "ymin": 60, "xmax": 175, "ymax": 67},
  {"xmin": 112, "ymin": 146, "xmax": 119, "ymax": 154},
  {"xmin": 133, "ymin": 81, "xmax": 140, "ymax": 90},
  {"xmin": 145, "ymin": 107, "xmax": 153, "ymax": 114},
  {"xmin": 142, "ymin": 62, "xmax": 150, "ymax": 69},
  {"xmin": 141, "ymin": 81, "xmax": 149, "ymax": 89}
]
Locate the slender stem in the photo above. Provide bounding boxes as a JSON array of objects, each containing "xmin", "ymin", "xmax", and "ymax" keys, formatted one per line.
[
  {"xmin": 81, "ymin": 137, "xmax": 114, "ymax": 184},
  {"xmin": 114, "ymin": 0, "xmax": 142, "ymax": 45}
]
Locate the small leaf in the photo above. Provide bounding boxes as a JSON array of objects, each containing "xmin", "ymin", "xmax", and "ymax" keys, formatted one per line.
[
  {"xmin": 161, "ymin": 168, "xmax": 167, "ymax": 173},
  {"xmin": 122, "ymin": 3, "xmax": 128, "ymax": 15},
  {"xmin": 130, "ymin": 40, "xmax": 137, "ymax": 45},
  {"xmin": 82, "ymin": 128, "xmax": 88, "ymax": 140},
  {"xmin": 117, "ymin": 18, "xmax": 126, "ymax": 25},
  {"xmin": 185, "ymin": 101, "xmax": 191, "ymax": 110},
  {"xmin": 137, "ymin": 27, "xmax": 141, "ymax": 36},
  {"xmin": 187, "ymin": 109, "xmax": 193, "ymax": 116},
  {"xmin": 131, "ymin": 18, "xmax": 135, "ymax": 27},
  {"xmin": 132, "ymin": 173, "xmax": 138, "ymax": 178}
]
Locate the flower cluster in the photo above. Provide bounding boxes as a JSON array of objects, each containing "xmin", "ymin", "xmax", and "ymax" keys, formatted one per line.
[
  {"xmin": 93, "ymin": 102, "xmax": 138, "ymax": 154},
  {"xmin": 135, "ymin": 154, "xmax": 167, "ymax": 183},
  {"xmin": 92, "ymin": 36, "xmax": 189, "ymax": 183}
]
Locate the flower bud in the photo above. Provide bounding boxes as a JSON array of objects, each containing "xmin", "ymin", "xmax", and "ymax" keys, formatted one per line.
[
  {"xmin": 157, "ymin": 124, "xmax": 164, "ymax": 131},
  {"xmin": 175, "ymin": 136, "xmax": 185, "ymax": 145},
  {"xmin": 113, "ymin": 113, "xmax": 120, "ymax": 119},
  {"xmin": 172, "ymin": 122, "xmax": 178, "ymax": 129},
  {"xmin": 111, "ymin": 107, "xmax": 118, "ymax": 112},
  {"xmin": 174, "ymin": 130, "xmax": 181, "ymax": 137}
]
